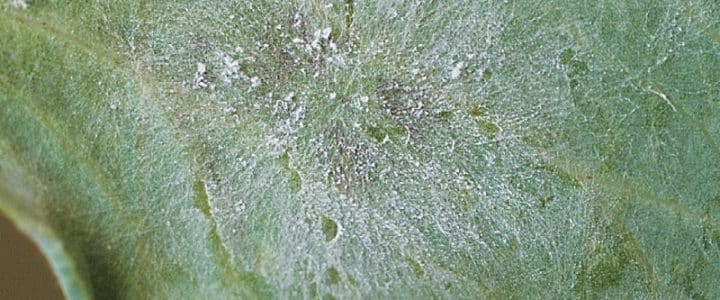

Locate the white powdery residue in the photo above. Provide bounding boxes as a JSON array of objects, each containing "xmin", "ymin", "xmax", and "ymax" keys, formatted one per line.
[
  {"xmin": 10, "ymin": 0, "xmax": 29, "ymax": 9},
  {"xmin": 292, "ymin": 10, "xmax": 304, "ymax": 32},
  {"xmin": 249, "ymin": 76, "xmax": 261, "ymax": 88},
  {"xmin": 290, "ymin": 105, "xmax": 305, "ymax": 124},
  {"xmin": 275, "ymin": 91, "xmax": 306, "ymax": 134},
  {"xmin": 310, "ymin": 27, "xmax": 332, "ymax": 49},
  {"xmin": 450, "ymin": 61, "xmax": 465, "ymax": 80},
  {"xmin": 355, "ymin": 95, "xmax": 369, "ymax": 110},
  {"xmin": 387, "ymin": 8, "xmax": 398, "ymax": 19},
  {"xmin": 193, "ymin": 63, "xmax": 215, "ymax": 90},
  {"xmin": 264, "ymin": 134, "xmax": 287, "ymax": 153},
  {"xmin": 233, "ymin": 200, "xmax": 246, "ymax": 214},
  {"xmin": 217, "ymin": 51, "xmax": 242, "ymax": 84},
  {"xmin": 109, "ymin": 99, "xmax": 120, "ymax": 110},
  {"xmin": 319, "ymin": 27, "xmax": 332, "ymax": 40},
  {"xmin": 222, "ymin": 105, "xmax": 236, "ymax": 114},
  {"xmin": 327, "ymin": 52, "xmax": 346, "ymax": 67}
]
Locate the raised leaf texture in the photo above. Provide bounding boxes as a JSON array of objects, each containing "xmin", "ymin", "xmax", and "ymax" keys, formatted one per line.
[{"xmin": 1, "ymin": 0, "xmax": 719, "ymax": 299}]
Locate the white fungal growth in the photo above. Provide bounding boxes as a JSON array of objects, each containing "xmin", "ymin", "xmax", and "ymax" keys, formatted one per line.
[
  {"xmin": 387, "ymin": 8, "xmax": 398, "ymax": 19},
  {"xmin": 10, "ymin": 0, "xmax": 29, "ymax": 9},
  {"xmin": 311, "ymin": 27, "xmax": 332, "ymax": 49},
  {"xmin": 217, "ymin": 52, "xmax": 242, "ymax": 84},
  {"xmin": 99, "ymin": 1, "xmax": 657, "ymax": 298},
  {"xmin": 318, "ymin": 27, "xmax": 332, "ymax": 40},
  {"xmin": 249, "ymin": 76, "xmax": 261, "ymax": 88},
  {"xmin": 284, "ymin": 92, "xmax": 296, "ymax": 102},
  {"xmin": 193, "ymin": 63, "xmax": 215, "ymax": 90},
  {"xmin": 450, "ymin": 61, "xmax": 465, "ymax": 80}
]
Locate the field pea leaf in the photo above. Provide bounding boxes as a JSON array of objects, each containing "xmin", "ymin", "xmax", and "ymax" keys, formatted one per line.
[{"xmin": 1, "ymin": 0, "xmax": 719, "ymax": 298}]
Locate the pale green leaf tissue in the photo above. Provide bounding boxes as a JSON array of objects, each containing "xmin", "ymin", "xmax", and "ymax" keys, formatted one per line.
[{"xmin": 1, "ymin": 0, "xmax": 719, "ymax": 299}]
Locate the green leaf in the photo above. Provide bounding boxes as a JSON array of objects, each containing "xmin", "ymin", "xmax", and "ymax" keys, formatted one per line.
[{"xmin": 1, "ymin": 0, "xmax": 719, "ymax": 298}]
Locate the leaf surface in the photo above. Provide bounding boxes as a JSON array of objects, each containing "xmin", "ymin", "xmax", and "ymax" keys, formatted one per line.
[{"xmin": 1, "ymin": 0, "xmax": 719, "ymax": 298}]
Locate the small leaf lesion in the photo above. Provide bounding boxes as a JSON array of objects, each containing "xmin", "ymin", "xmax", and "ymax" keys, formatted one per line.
[
  {"xmin": 559, "ymin": 48, "xmax": 589, "ymax": 89},
  {"xmin": 405, "ymin": 256, "xmax": 425, "ymax": 278},
  {"xmin": 321, "ymin": 216, "xmax": 339, "ymax": 242},
  {"xmin": 278, "ymin": 152, "xmax": 302, "ymax": 193},
  {"xmin": 318, "ymin": 120, "xmax": 375, "ymax": 199},
  {"xmin": 324, "ymin": 266, "xmax": 341, "ymax": 285},
  {"xmin": 192, "ymin": 180, "xmax": 212, "ymax": 218},
  {"xmin": 468, "ymin": 105, "xmax": 500, "ymax": 139}
]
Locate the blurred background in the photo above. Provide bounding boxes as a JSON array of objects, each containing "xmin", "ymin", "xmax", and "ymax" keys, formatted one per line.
[{"xmin": 0, "ymin": 213, "xmax": 64, "ymax": 299}]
